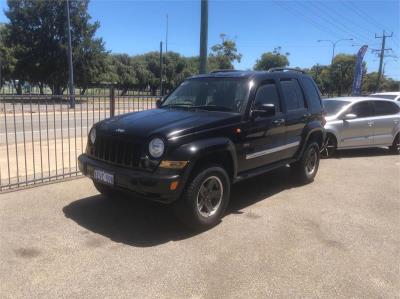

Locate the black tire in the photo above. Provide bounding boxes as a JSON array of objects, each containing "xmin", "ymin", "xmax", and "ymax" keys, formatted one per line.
[
  {"xmin": 291, "ymin": 142, "xmax": 320, "ymax": 184},
  {"xmin": 93, "ymin": 181, "xmax": 117, "ymax": 198},
  {"xmin": 320, "ymin": 134, "xmax": 337, "ymax": 159},
  {"xmin": 173, "ymin": 166, "xmax": 231, "ymax": 231},
  {"xmin": 390, "ymin": 134, "xmax": 400, "ymax": 154}
]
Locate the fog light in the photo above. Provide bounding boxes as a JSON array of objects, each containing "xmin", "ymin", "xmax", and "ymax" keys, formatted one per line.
[
  {"xmin": 159, "ymin": 160, "xmax": 188, "ymax": 169},
  {"xmin": 170, "ymin": 181, "xmax": 179, "ymax": 191}
]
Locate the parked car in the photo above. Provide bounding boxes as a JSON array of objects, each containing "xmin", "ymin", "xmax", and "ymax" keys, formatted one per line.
[
  {"xmin": 79, "ymin": 69, "xmax": 325, "ymax": 230},
  {"xmin": 321, "ymin": 97, "xmax": 400, "ymax": 158},
  {"xmin": 370, "ymin": 92, "xmax": 400, "ymax": 101}
]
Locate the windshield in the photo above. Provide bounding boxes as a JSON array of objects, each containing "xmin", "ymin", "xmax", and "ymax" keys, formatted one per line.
[
  {"xmin": 370, "ymin": 94, "xmax": 398, "ymax": 100},
  {"xmin": 161, "ymin": 78, "xmax": 249, "ymax": 113},
  {"xmin": 323, "ymin": 99, "xmax": 350, "ymax": 116}
]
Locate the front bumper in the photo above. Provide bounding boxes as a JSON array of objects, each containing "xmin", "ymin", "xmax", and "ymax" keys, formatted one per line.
[{"xmin": 78, "ymin": 154, "xmax": 186, "ymax": 203}]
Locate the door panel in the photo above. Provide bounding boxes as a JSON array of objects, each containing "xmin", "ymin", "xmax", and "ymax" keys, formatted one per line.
[
  {"xmin": 339, "ymin": 101, "xmax": 374, "ymax": 148},
  {"xmin": 239, "ymin": 81, "xmax": 286, "ymax": 172},
  {"xmin": 279, "ymin": 78, "xmax": 307, "ymax": 159},
  {"xmin": 372, "ymin": 101, "xmax": 399, "ymax": 145}
]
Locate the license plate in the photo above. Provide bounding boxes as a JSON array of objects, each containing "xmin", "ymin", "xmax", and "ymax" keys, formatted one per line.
[{"xmin": 93, "ymin": 169, "xmax": 114, "ymax": 185}]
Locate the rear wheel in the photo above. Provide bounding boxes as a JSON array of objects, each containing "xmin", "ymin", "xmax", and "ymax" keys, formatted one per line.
[
  {"xmin": 291, "ymin": 142, "xmax": 320, "ymax": 184},
  {"xmin": 174, "ymin": 166, "xmax": 230, "ymax": 231},
  {"xmin": 320, "ymin": 134, "xmax": 337, "ymax": 159},
  {"xmin": 390, "ymin": 134, "xmax": 400, "ymax": 154}
]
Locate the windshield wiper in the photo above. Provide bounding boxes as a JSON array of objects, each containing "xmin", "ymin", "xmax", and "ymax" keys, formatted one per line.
[{"xmin": 160, "ymin": 103, "xmax": 192, "ymax": 109}]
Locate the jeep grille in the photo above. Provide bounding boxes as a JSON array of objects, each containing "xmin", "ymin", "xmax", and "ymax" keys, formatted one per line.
[{"xmin": 89, "ymin": 135, "xmax": 142, "ymax": 168}]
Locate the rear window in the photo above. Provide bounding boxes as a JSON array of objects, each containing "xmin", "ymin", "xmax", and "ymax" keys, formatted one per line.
[
  {"xmin": 373, "ymin": 101, "xmax": 400, "ymax": 115},
  {"xmin": 280, "ymin": 79, "xmax": 306, "ymax": 111},
  {"xmin": 323, "ymin": 100, "xmax": 350, "ymax": 116}
]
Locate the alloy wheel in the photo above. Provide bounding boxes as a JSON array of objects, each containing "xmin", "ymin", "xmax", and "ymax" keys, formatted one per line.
[{"xmin": 196, "ymin": 176, "xmax": 223, "ymax": 218}]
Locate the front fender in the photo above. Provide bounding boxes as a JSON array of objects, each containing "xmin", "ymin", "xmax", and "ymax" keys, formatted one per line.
[{"xmin": 167, "ymin": 137, "xmax": 238, "ymax": 177}]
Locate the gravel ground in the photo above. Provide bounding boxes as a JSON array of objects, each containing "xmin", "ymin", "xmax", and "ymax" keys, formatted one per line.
[{"xmin": 1, "ymin": 148, "xmax": 399, "ymax": 298}]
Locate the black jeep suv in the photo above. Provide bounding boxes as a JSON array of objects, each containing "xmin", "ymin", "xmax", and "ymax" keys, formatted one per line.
[{"xmin": 78, "ymin": 69, "xmax": 325, "ymax": 230}]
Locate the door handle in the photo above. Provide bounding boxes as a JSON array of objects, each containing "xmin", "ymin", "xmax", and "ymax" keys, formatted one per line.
[
  {"xmin": 273, "ymin": 118, "xmax": 285, "ymax": 126},
  {"xmin": 303, "ymin": 113, "xmax": 312, "ymax": 118},
  {"xmin": 367, "ymin": 121, "xmax": 374, "ymax": 126}
]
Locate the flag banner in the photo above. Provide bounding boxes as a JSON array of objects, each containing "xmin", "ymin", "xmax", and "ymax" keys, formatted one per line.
[{"xmin": 351, "ymin": 45, "xmax": 368, "ymax": 95}]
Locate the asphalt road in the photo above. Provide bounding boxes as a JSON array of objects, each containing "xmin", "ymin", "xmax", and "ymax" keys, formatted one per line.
[{"xmin": 0, "ymin": 149, "xmax": 399, "ymax": 298}]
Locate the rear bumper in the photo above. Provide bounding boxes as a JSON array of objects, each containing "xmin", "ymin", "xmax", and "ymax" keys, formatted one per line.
[{"xmin": 78, "ymin": 154, "xmax": 185, "ymax": 203}]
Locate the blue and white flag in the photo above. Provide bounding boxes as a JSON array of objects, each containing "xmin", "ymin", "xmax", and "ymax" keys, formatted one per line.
[{"xmin": 351, "ymin": 45, "xmax": 368, "ymax": 96}]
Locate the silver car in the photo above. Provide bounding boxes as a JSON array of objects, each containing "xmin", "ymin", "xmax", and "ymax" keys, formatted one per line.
[{"xmin": 321, "ymin": 97, "xmax": 400, "ymax": 158}]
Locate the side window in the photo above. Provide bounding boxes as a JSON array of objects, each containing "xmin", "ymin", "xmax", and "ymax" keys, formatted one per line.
[
  {"xmin": 301, "ymin": 78, "xmax": 322, "ymax": 112},
  {"xmin": 280, "ymin": 79, "xmax": 306, "ymax": 111},
  {"xmin": 254, "ymin": 83, "xmax": 281, "ymax": 113},
  {"xmin": 348, "ymin": 102, "xmax": 374, "ymax": 118},
  {"xmin": 373, "ymin": 101, "xmax": 400, "ymax": 116}
]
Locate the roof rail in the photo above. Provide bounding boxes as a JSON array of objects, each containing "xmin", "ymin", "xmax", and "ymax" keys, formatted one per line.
[
  {"xmin": 268, "ymin": 67, "xmax": 306, "ymax": 74},
  {"xmin": 209, "ymin": 69, "xmax": 243, "ymax": 74}
]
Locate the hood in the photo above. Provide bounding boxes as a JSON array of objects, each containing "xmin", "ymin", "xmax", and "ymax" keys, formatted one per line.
[{"xmin": 95, "ymin": 108, "xmax": 240, "ymax": 140}]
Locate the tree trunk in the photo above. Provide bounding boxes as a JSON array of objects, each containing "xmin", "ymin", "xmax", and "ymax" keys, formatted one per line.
[
  {"xmin": 120, "ymin": 88, "xmax": 128, "ymax": 96},
  {"xmin": 80, "ymin": 88, "xmax": 87, "ymax": 95},
  {"xmin": 52, "ymin": 85, "xmax": 63, "ymax": 95}
]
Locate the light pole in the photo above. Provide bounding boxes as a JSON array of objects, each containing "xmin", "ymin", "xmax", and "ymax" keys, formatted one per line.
[
  {"xmin": 199, "ymin": 0, "xmax": 208, "ymax": 74},
  {"xmin": 317, "ymin": 38, "xmax": 353, "ymax": 64},
  {"xmin": 65, "ymin": 0, "xmax": 75, "ymax": 108}
]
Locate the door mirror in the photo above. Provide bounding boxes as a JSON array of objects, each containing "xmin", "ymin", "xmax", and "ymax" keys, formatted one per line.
[
  {"xmin": 156, "ymin": 99, "xmax": 162, "ymax": 108},
  {"xmin": 252, "ymin": 103, "xmax": 276, "ymax": 118},
  {"xmin": 343, "ymin": 113, "xmax": 357, "ymax": 120}
]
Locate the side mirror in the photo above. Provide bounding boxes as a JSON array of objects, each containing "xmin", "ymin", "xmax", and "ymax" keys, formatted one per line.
[
  {"xmin": 252, "ymin": 103, "xmax": 276, "ymax": 118},
  {"xmin": 343, "ymin": 113, "xmax": 357, "ymax": 120},
  {"xmin": 156, "ymin": 99, "xmax": 162, "ymax": 108}
]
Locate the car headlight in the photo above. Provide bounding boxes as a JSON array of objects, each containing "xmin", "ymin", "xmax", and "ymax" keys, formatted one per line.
[
  {"xmin": 149, "ymin": 137, "xmax": 165, "ymax": 158},
  {"xmin": 89, "ymin": 127, "xmax": 96, "ymax": 144}
]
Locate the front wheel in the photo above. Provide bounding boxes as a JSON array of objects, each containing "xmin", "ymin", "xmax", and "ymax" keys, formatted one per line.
[
  {"xmin": 174, "ymin": 166, "xmax": 231, "ymax": 231},
  {"xmin": 291, "ymin": 142, "xmax": 320, "ymax": 184},
  {"xmin": 320, "ymin": 134, "xmax": 337, "ymax": 159}
]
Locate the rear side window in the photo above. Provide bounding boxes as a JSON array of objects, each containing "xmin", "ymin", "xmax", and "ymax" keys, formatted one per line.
[
  {"xmin": 373, "ymin": 101, "xmax": 399, "ymax": 115},
  {"xmin": 254, "ymin": 83, "xmax": 281, "ymax": 113},
  {"xmin": 280, "ymin": 79, "xmax": 306, "ymax": 111},
  {"xmin": 348, "ymin": 101, "xmax": 374, "ymax": 118},
  {"xmin": 301, "ymin": 78, "xmax": 322, "ymax": 112}
]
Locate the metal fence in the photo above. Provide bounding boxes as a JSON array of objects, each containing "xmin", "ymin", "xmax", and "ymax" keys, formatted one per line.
[{"xmin": 0, "ymin": 89, "xmax": 160, "ymax": 192}]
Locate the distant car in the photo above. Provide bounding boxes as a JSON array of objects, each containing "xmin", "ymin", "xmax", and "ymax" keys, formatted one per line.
[
  {"xmin": 321, "ymin": 97, "xmax": 400, "ymax": 158},
  {"xmin": 370, "ymin": 92, "xmax": 400, "ymax": 101}
]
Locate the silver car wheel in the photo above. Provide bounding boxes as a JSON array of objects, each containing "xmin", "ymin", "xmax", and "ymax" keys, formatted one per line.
[
  {"xmin": 305, "ymin": 147, "xmax": 318, "ymax": 176},
  {"xmin": 321, "ymin": 135, "xmax": 336, "ymax": 158},
  {"xmin": 196, "ymin": 176, "xmax": 223, "ymax": 218}
]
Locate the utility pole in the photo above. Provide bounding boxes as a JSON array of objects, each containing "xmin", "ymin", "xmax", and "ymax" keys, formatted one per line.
[
  {"xmin": 66, "ymin": 0, "xmax": 75, "ymax": 108},
  {"xmin": 375, "ymin": 31, "xmax": 393, "ymax": 92},
  {"xmin": 317, "ymin": 38, "xmax": 353, "ymax": 64},
  {"xmin": 165, "ymin": 14, "xmax": 169, "ymax": 53},
  {"xmin": 199, "ymin": 0, "xmax": 208, "ymax": 74},
  {"xmin": 159, "ymin": 41, "xmax": 163, "ymax": 96}
]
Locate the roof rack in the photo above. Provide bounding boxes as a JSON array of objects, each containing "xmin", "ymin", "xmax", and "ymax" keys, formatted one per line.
[
  {"xmin": 209, "ymin": 69, "xmax": 243, "ymax": 74},
  {"xmin": 268, "ymin": 67, "xmax": 306, "ymax": 74}
]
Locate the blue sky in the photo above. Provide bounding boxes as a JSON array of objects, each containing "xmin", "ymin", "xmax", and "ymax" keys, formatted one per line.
[{"xmin": 0, "ymin": 0, "xmax": 399, "ymax": 79}]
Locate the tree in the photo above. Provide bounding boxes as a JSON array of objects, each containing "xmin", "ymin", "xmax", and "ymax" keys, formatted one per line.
[
  {"xmin": 0, "ymin": 24, "xmax": 16, "ymax": 87},
  {"xmin": 331, "ymin": 54, "xmax": 366, "ymax": 96},
  {"xmin": 4, "ymin": 0, "xmax": 106, "ymax": 94},
  {"xmin": 254, "ymin": 47, "xmax": 289, "ymax": 71},
  {"xmin": 210, "ymin": 33, "xmax": 242, "ymax": 69}
]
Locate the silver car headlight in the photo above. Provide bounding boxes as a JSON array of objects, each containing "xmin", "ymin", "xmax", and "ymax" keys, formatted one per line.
[
  {"xmin": 89, "ymin": 127, "xmax": 96, "ymax": 144},
  {"xmin": 149, "ymin": 137, "xmax": 165, "ymax": 158}
]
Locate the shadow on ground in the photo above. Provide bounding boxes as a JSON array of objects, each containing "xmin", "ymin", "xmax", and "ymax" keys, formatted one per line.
[
  {"xmin": 334, "ymin": 147, "xmax": 396, "ymax": 159},
  {"xmin": 63, "ymin": 166, "xmax": 298, "ymax": 247}
]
